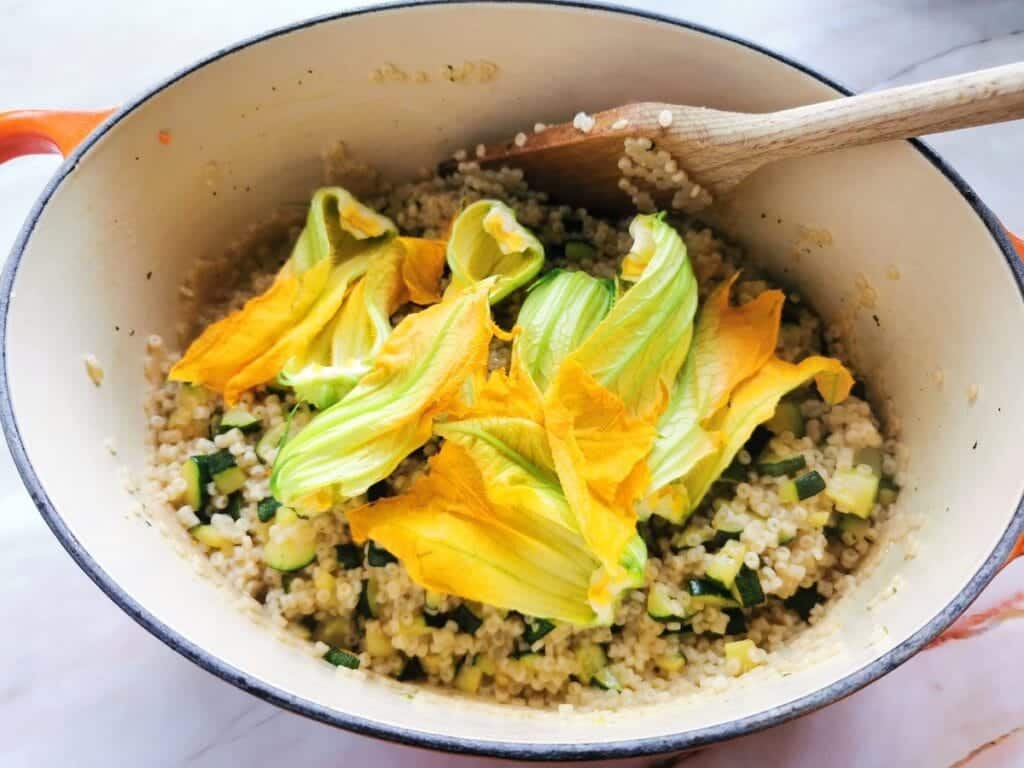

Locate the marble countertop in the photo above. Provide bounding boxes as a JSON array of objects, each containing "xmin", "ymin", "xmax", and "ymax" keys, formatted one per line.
[{"xmin": 2, "ymin": 1, "xmax": 1023, "ymax": 766}]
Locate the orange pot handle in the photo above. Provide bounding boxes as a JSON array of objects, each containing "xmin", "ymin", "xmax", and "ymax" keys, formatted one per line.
[
  {"xmin": 0, "ymin": 109, "xmax": 114, "ymax": 164},
  {"xmin": 1009, "ymin": 230, "xmax": 1024, "ymax": 563}
]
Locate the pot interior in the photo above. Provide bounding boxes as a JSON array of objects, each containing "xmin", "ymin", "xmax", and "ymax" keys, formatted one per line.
[{"xmin": 5, "ymin": 1, "xmax": 1022, "ymax": 755}]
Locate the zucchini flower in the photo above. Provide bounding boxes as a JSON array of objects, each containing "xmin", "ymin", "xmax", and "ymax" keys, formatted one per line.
[
  {"xmin": 447, "ymin": 200, "xmax": 545, "ymax": 303},
  {"xmin": 270, "ymin": 279, "xmax": 496, "ymax": 510},
  {"xmin": 278, "ymin": 237, "xmax": 446, "ymax": 409},
  {"xmin": 168, "ymin": 187, "xmax": 397, "ymax": 403}
]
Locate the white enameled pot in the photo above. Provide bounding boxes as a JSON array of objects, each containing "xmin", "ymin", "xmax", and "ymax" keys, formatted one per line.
[{"xmin": 1, "ymin": 2, "xmax": 1022, "ymax": 761}]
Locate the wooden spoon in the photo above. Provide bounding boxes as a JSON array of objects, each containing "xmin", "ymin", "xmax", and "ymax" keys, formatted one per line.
[{"xmin": 470, "ymin": 62, "xmax": 1024, "ymax": 216}]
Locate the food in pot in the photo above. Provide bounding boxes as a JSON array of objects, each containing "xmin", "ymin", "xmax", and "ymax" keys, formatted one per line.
[{"xmin": 141, "ymin": 159, "xmax": 905, "ymax": 708}]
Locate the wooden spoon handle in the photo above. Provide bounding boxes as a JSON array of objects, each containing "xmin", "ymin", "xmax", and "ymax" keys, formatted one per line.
[{"xmin": 734, "ymin": 62, "xmax": 1024, "ymax": 163}]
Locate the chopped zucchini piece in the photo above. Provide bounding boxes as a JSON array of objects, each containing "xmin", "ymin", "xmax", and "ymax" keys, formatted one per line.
[
  {"xmin": 365, "ymin": 622, "xmax": 394, "ymax": 657},
  {"xmin": 765, "ymin": 400, "xmax": 805, "ymax": 438},
  {"xmin": 687, "ymin": 578, "xmax": 740, "ymax": 609},
  {"xmin": 257, "ymin": 497, "xmax": 281, "ymax": 522},
  {"xmin": 576, "ymin": 642, "xmax": 620, "ymax": 690},
  {"xmin": 705, "ymin": 539, "xmax": 746, "ymax": 589},
  {"xmin": 263, "ymin": 506, "xmax": 317, "ymax": 572},
  {"xmin": 838, "ymin": 513, "xmax": 871, "ymax": 539},
  {"xmin": 707, "ymin": 530, "xmax": 741, "ymax": 552},
  {"xmin": 655, "ymin": 653, "xmax": 687, "ymax": 674},
  {"xmin": 190, "ymin": 524, "xmax": 234, "ymax": 550},
  {"xmin": 779, "ymin": 470, "xmax": 827, "ymax": 503},
  {"xmin": 225, "ymin": 492, "xmax": 243, "ymax": 520},
  {"xmin": 213, "ymin": 465, "xmax": 246, "ymax": 495},
  {"xmin": 181, "ymin": 457, "xmax": 210, "ymax": 511},
  {"xmin": 357, "ymin": 577, "xmax": 379, "ymax": 618},
  {"xmin": 646, "ymin": 583, "xmax": 694, "ymax": 622},
  {"xmin": 397, "ymin": 656, "xmax": 425, "ymax": 682},
  {"xmin": 564, "ymin": 240, "xmax": 597, "ymax": 262},
  {"xmin": 323, "ymin": 647, "xmax": 360, "ymax": 669},
  {"xmin": 523, "ymin": 618, "xmax": 556, "ymax": 645},
  {"xmin": 807, "ymin": 508, "xmax": 832, "ymax": 528},
  {"xmin": 334, "ymin": 543, "xmax": 363, "ymax": 569},
  {"xmin": 423, "ymin": 610, "xmax": 449, "ymax": 628},
  {"xmin": 256, "ymin": 422, "xmax": 287, "ymax": 463},
  {"xmin": 853, "ymin": 446, "xmax": 884, "ymax": 476},
  {"xmin": 826, "ymin": 467, "xmax": 879, "ymax": 518},
  {"xmin": 785, "ymin": 585, "xmax": 823, "ymax": 621},
  {"xmin": 732, "ymin": 564, "xmax": 766, "ymax": 607},
  {"xmin": 453, "ymin": 604, "xmax": 483, "ymax": 635},
  {"xmin": 201, "ymin": 450, "xmax": 237, "ymax": 476},
  {"xmin": 878, "ymin": 477, "xmax": 900, "ymax": 506},
  {"xmin": 423, "ymin": 589, "xmax": 444, "ymax": 614},
  {"xmin": 724, "ymin": 608, "xmax": 748, "ymax": 635},
  {"xmin": 218, "ymin": 407, "xmax": 261, "ymax": 434},
  {"xmin": 725, "ymin": 638, "xmax": 762, "ymax": 674},
  {"xmin": 717, "ymin": 460, "xmax": 749, "ymax": 485},
  {"xmin": 454, "ymin": 656, "xmax": 485, "ymax": 694},
  {"xmin": 756, "ymin": 455, "xmax": 807, "ymax": 477},
  {"xmin": 366, "ymin": 540, "xmax": 397, "ymax": 567}
]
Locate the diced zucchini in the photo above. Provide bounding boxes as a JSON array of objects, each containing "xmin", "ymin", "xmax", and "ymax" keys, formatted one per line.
[
  {"xmin": 878, "ymin": 477, "xmax": 900, "ymax": 506},
  {"xmin": 725, "ymin": 639, "xmax": 762, "ymax": 674},
  {"xmin": 576, "ymin": 643, "xmax": 620, "ymax": 690},
  {"xmin": 263, "ymin": 506, "xmax": 317, "ymax": 572},
  {"xmin": 523, "ymin": 617, "xmax": 556, "ymax": 644},
  {"xmin": 218, "ymin": 407, "xmax": 262, "ymax": 434},
  {"xmin": 717, "ymin": 460, "xmax": 749, "ymax": 485},
  {"xmin": 335, "ymin": 543, "xmax": 364, "ymax": 570},
  {"xmin": 765, "ymin": 400, "xmax": 805, "ymax": 438},
  {"xmin": 707, "ymin": 530, "xmax": 741, "ymax": 551},
  {"xmin": 256, "ymin": 422, "xmax": 287, "ymax": 463},
  {"xmin": 756, "ymin": 455, "xmax": 807, "ymax": 477},
  {"xmin": 397, "ymin": 656, "xmax": 425, "ymax": 682},
  {"xmin": 853, "ymin": 446, "xmax": 884, "ymax": 476},
  {"xmin": 323, "ymin": 647, "xmax": 360, "ymax": 669},
  {"xmin": 314, "ymin": 617, "xmax": 350, "ymax": 648},
  {"xmin": 365, "ymin": 622, "xmax": 394, "ymax": 657},
  {"xmin": 646, "ymin": 583, "xmax": 694, "ymax": 622},
  {"xmin": 591, "ymin": 668, "xmax": 622, "ymax": 691},
  {"xmin": 565, "ymin": 240, "xmax": 597, "ymax": 261},
  {"xmin": 838, "ymin": 513, "xmax": 871, "ymax": 539},
  {"xmin": 779, "ymin": 470, "xmax": 827, "ymax": 503},
  {"xmin": 423, "ymin": 610, "xmax": 449, "ymax": 628},
  {"xmin": 257, "ymin": 497, "xmax": 281, "ymax": 523},
  {"xmin": 724, "ymin": 608, "xmax": 748, "ymax": 635},
  {"xmin": 181, "ymin": 456, "xmax": 210, "ymax": 511},
  {"xmin": 453, "ymin": 604, "xmax": 483, "ymax": 635},
  {"xmin": 423, "ymin": 589, "xmax": 444, "ymax": 613},
  {"xmin": 357, "ymin": 577, "xmax": 379, "ymax": 618},
  {"xmin": 785, "ymin": 585, "xmax": 823, "ymax": 621},
  {"xmin": 777, "ymin": 526, "xmax": 797, "ymax": 545},
  {"xmin": 225, "ymin": 492, "xmax": 243, "ymax": 520},
  {"xmin": 687, "ymin": 578, "xmax": 740, "ymax": 609},
  {"xmin": 420, "ymin": 654, "xmax": 444, "ymax": 676},
  {"xmin": 655, "ymin": 654, "xmax": 687, "ymax": 674},
  {"xmin": 202, "ymin": 450, "xmax": 237, "ymax": 476},
  {"xmin": 807, "ymin": 508, "xmax": 832, "ymax": 528},
  {"xmin": 731, "ymin": 565, "xmax": 766, "ymax": 607},
  {"xmin": 705, "ymin": 539, "xmax": 746, "ymax": 589},
  {"xmin": 826, "ymin": 467, "xmax": 879, "ymax": 518},
  {"xmin": 366, "ymin": 541, "xmax": 398, "ymax": 567},
  {"xmin": 189, "ymin": 524, "xmax": 234, "ymax": 550},
  {"xmin": 454, "ymin": 656, "xmax": 485, "ymax": 694},
  {"xmin": 213, "ymin": 465, "xmax": 246, "ymax": 495},
  {"xmin": 712, "ymin": 507, "xmax": 754, "ymax": 534}
]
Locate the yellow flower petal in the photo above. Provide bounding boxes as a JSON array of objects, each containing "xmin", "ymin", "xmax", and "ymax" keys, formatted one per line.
[
  {"xmin": 271, "ymin": 280, "xmax": 495, "ymax": 502},
  {"xmin": 684, "ymin": 356, "xmax": 854, "ymax": 508},
  {"xmin": 348, "ymin": 439, "xmax": 599, "ymax": 625},
  {"xmin": 693, "ymin": 274, "xmax": 784, "ymax": 419},
  {"xmin": 168, "ymin": 257, "xmax": 332, "ymax": 394}
]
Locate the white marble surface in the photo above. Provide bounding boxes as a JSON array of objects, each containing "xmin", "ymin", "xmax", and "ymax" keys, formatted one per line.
[{"xmin": 2, "ymin": 1, "xmax": 1023, "ymax": 766}]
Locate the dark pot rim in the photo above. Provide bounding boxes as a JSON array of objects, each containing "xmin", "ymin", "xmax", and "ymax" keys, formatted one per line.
[{"xmin": 3, "ymin": 0, "xmax": 1022, "ymax": 761}]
